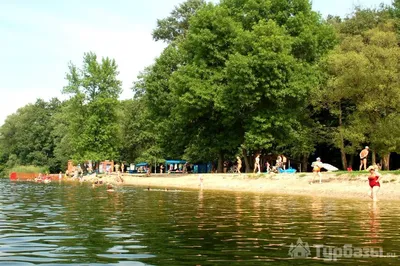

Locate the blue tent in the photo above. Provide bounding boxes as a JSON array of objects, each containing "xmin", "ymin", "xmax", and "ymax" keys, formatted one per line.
[
  {"xmin": 193, "ymin": 163, "xmax": 212, "ymax": 173},
  {"xmin": 165, "ymin": 160, "xmax": 186, "ymax": 164},
  {"xmin": 165, "ymin": 160, "xmax": 186, "ymax": 173},
  {"xmin": 128, "ymin": 162, "xmax": 148, "ymax": 174}
]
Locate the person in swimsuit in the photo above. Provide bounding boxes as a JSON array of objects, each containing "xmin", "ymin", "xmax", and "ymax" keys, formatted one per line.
[
  {"xmin": 236, "ymin": 156, "xmax": 242, "ymax": 174},
  {"xmin": 359, "ymin": 146, "xmax": 369, "ymax": 170},
  {"xmin": 254, "ymin": 154, "xmax": 261, "ymax": 174},
  {"xmin": 367, "ymin": 165, "xmax": 381, "ymax": 201},
  {"xmin": 107, "ymin": 183, "xmax": 114, "ymax": 192},
  {"xmin": 311, "ymin": 157, "xmax": 324, "ymax": 184},
  {"xmin": 160, "ymin": 164, "xmax": 164, "ymax": 174},
  {"xmin": 282, "ymin": 155, "xmax": 287, "ymax": 170},
  {"xmin": 276, "ymin": 155, "xmax": 282, "ymax": 170}
]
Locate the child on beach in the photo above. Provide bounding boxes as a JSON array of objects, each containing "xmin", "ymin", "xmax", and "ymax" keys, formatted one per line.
[{"xmin": 367, "ymin": 165, "xmax": 382, "ymax": 201}]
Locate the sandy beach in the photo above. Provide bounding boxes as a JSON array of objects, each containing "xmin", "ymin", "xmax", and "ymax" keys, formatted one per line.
[{"xmin": 86, "ymin": 172, "xmax": 400, "ymax": 201}]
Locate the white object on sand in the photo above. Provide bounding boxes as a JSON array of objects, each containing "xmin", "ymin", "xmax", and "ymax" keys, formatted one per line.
[{"xmin": 322, "ymin": 163, "xmax": 339, "ymax": 172}]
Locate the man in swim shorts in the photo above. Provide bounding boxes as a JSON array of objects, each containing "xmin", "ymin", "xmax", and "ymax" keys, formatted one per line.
[
  {"xmin": 359, "ymin": 146, "xmax": 369, "ymax": 171},
  {"xmin": 311, "ymin": 157, "xmax": 324, "ymax": 184}
]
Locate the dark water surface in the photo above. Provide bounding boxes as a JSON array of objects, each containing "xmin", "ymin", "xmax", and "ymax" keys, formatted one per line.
[{"xmin": 0, "ymin": 179, "xmax": 399, "ymax": 265}]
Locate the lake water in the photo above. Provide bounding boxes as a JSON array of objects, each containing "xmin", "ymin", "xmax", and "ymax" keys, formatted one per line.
[{"xmin": 0, "ymin": 179, "xmax": 399, "ymax": 265}]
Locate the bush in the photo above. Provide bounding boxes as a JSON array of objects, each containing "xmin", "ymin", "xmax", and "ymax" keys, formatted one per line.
[{"xmin": 7, "ymin": 165, "xmax": 49, "ymax": 175}]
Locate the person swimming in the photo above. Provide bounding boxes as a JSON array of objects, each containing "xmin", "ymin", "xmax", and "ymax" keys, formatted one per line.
[{"xmin": 107, "ymin": 184, "xmax": 114, "ymax": 192}]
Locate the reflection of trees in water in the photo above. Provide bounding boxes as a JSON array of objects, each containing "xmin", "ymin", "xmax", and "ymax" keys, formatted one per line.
[
  {"xmin": 6, "ymin": 181, "xmax": 399, "ymax": 265},
  {"xmin": 59, "ymin": 184, "xmax": 128, "ymax": 263}
]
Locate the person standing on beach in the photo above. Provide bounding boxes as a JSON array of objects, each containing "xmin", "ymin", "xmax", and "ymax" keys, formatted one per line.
[
  {"xmin": 276, "ymin": 155, "xmax": 282, "ymax": 170},
  {"xmin": 160, "ymin": 164, "xmax": 164, "ymax": 174},
  {"xmin": 311, "ymin": 157, "xmax": 324, "ymax": 184},
  {"xmin": 254, "ymin": 154, "xmax": 261, "ymax": 174},
  {"xmin": 236, "ymin": 156, "xmax": 242, "ymax": 174},
  {"xmin": 282, "ymin": 155, "xmax": 287, "ymax": 170},
  {"xmin": 359, "ymin": 146, "xmax": 369, "ymax": 170},
  {"xmin": 367, "ymin": 165, "xmax": 381, "ymax": 201}
]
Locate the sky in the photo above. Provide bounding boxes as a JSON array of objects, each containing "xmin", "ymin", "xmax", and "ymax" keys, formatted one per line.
[{"xmin": 0, "ymin": 0, "xmax": 393, "ymax": 125}]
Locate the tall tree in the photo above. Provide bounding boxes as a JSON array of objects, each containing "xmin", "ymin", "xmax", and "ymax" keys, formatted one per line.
[
  {"xmin": 152, "ymin": 0, "xmax": 206, "ymax": 43},
  {"xmin": 317, "ymin": 6, "xmax": 400, "ymax": 170},
  {"xmin": 0, "ymin": 98, "xmax": 61, "ymax": 172},
  {"xmin": 61, "ymin": 52, "xmax": 122, "ymax": 162},
  {"xmin": 165, "ymin": 0, "xmax": 335, "ymax": 171}
]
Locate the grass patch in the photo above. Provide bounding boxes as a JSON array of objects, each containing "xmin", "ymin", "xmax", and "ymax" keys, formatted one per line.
[
  {"xmin": 340, "ymin": 171, "xmax": 367, "ymax": 176},
  {"xmin": 299, "ymin": 174, "xmax": 307, "ymax": 178}
]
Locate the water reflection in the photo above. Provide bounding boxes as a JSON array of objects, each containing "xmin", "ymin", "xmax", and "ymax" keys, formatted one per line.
[
  {"xmin": 0, "ymin": 180, "xmax": 399, "ymax": 265},
  {"xmin": 367, "ymin": 202, "xmax": 381, "ymax": 244}
]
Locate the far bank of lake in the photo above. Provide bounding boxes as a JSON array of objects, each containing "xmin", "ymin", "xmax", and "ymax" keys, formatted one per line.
[{"xmin": 103, "ymin": 172, "xmax": 400, "ymax": 201}]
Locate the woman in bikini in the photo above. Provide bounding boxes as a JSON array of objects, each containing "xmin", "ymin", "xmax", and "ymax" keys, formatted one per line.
[{"xmin": 367, "ymin": 165, "xmax": 382, "ymax": 201}]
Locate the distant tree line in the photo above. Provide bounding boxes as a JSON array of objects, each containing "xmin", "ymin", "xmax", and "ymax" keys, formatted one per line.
[{"xmin": 1, "ymin": 0, "xmax": 400, "ymax": 175}]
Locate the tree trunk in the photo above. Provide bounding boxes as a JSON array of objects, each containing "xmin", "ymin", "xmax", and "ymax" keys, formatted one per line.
[
  {"xmin": 217, "ymin": 151, "xmax": 224, "ymax": 173},
  {"xmin": 382, "ymin": 153, "xmax": 390, "ymax": 170},
  {"xmin": 242, "ymin": 148, "xmax": 251, "ymax": 173},
  {"xmin": 301, "ymin": 154, "xmax": 308, "ymax": 172},
  {"xmin": 339, "ymin": 148, "xmax": 347, "ymax": 170},
  {"xmin": 349, "ymin": 155, "xmax": 354, "ymax": 170},
  {"xmin": 338, "ymin": 103, "xmax": 347, "ymax": 170},
  {"xmin": 372, "ymin": 150, "xmax": 376, "ymax": 165}
]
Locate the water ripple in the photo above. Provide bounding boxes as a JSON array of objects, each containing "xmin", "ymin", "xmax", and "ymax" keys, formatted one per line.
[{"xmin": 0, "ymin": 180, "xmax": 399, "ymax": 265}]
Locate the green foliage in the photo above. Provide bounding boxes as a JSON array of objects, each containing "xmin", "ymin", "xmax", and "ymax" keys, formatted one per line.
[
  {"xmin": 7, "ymin": 165, "xmax": 49, "ymax": 175},
  {"xmin": 134, "ymin": 0, "xmax": 337, "ymax": 172},
  {"xmin": 317, "ymin": 6, "xmax": 400, "ymax": 169},
  {"xmin": 0, "ymin": 98, "xmax": 61, "ymax": 172},
  {"xmin": 152, "ymin": 0, "xmax": 206, "ymax": 43},
  {"xmin": 3, "ymin": 2, "xmax": 400, "ymax": 174},
  {"xmin": 61, "ymin": 52, "xmax": 122, "ymax": 162}
]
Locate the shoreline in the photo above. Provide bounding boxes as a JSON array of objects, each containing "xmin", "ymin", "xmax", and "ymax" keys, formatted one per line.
[
  {"xmin": 107, "ymin": 172, "xmax": 400, "ymax": 201},
  {"xmin": 11, "ymin": 171, "xmax": 399, "ymax": 201}
]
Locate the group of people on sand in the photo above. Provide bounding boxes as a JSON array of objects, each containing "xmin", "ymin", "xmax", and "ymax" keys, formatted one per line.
[
  {"xmin": 232, "ymin": 154, "xmax": 287, "ymax": 174},
  {"xmin": 311, "ymin": 146, "xmax": 382, "ymax": 201}
]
